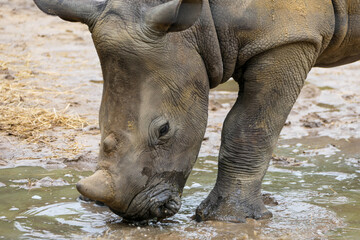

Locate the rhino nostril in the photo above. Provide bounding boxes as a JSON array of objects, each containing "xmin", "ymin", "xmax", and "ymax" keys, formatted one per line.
[
  {"xmin": 150, "ymin": 196, "xmax": 182, "ymax": 219},
  {"xmin": 165, "ymin": 198, "xmax": 181, "ymax": 211},
  {"xmin": 103, "ymin": 133, "xmax": 117, "ymax": 153}
]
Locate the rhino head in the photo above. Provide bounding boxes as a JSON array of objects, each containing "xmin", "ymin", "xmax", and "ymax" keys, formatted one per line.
[{"xmin": 34, "ymin": 0, "xmax": 223, "ymax": 220}]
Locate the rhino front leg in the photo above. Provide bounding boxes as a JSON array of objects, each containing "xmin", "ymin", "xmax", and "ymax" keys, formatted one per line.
[{"xmin": 196, "ymin": 43, "xmax": 318, "ymax": 222}]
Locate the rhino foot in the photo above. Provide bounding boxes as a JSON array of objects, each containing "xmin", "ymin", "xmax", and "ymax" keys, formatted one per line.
[{"xmin": 195, "ymin": 188, "xmax": 272, "ymax": 223}]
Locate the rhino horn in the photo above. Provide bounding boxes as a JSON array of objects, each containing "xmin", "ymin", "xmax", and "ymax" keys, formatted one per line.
[
  {"xmin": 34, "ymin": 0, "xmax": 106, "ymax": 24},
  {"xmin": 76, "ymin": 170, "xmax": 114, "ymax": 203},
  {"xmin": 144, "ymin": 0, "xmax": 203, "ymax": 34}
]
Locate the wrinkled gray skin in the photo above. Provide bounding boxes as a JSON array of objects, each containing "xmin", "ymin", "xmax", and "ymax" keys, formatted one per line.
[{"xmin": 34, "ymin": 0, "xmax": 360, "ymax": 222}]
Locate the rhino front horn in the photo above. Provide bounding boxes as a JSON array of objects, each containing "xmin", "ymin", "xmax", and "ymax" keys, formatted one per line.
[
  {"xmin": 76, "ymin": 170, "xmax": 114, "ymax": 203},
  {"xmin": 33, "ymin": 0, "xmax": 106, "ymax": 24}
]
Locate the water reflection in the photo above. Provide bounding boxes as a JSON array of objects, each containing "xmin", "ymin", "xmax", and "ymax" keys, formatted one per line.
[{"xmin": 0, "ymin": 139, "xmax": 359, "ymax": 239}]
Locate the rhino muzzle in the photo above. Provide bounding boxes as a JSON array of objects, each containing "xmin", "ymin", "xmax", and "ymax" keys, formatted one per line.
[{"xmin": 77, "ymin": 170, "xmax": 183, "ymax": 221}]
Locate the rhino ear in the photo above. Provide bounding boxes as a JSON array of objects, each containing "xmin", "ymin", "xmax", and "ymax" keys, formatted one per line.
[
  {"xmin": 33, "ymin": 0, "xmax": 106, "ymax": 24},
  {"xmin": 144, "ymin": 0, "xmax": 203, "ymax": 34}
]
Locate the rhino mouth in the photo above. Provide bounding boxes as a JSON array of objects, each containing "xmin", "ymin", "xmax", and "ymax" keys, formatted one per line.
[{"xmin": 110, "ymin": 183, "xmax": 182, "ymax": 221}]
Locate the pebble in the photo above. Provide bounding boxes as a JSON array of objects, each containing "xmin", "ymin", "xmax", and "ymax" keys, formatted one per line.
[
  {"xmin": 190, "ymin": 183, "xmax": 202, "ymax": 188},
  {"xmin": 32, "ymin": 195, "xmax": 42, "ymax": 200}
]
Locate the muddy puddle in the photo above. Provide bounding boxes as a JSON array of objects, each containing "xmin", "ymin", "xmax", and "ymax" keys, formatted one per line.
[
  {"xmin": 1, "ymin": 140, "xmax": 359, "ymax": 240},
  {"xmin": 1, "ymin": 1, "xmax": 360, "ymax": 239}
]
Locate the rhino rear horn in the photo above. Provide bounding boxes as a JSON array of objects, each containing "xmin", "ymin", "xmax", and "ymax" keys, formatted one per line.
[
  {"xmin": 144, "ymin": 0, "xmax": 203, "ymax": 34},
  {"xmin": 34, "ymin": 0, "xmax": 106, "ymax": 24}
]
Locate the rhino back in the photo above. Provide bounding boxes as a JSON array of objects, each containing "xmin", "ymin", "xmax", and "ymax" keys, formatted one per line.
[
  {"xmin": 209, "ymin": 0, "xmax": 358, "ymax": 76},
  {"xmin": 316, "ymin": 0, "xmax": 360, "ymax": 67}
]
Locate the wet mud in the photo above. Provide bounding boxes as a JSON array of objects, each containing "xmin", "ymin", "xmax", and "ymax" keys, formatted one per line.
[{"xmin": 1, "ymin": 1, "xmax": 360, "ymax": 239}]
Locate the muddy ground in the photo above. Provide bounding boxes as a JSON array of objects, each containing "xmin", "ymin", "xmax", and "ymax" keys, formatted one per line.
[
  {"xmin": 1, "ymin": 0, "xmax": 359, "ymax": 169},
  {"xmin": 0, "ymin": 1, "xmax": 360, "ymax": 239}
]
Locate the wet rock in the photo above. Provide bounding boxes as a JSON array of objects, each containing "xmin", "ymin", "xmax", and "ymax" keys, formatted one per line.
[
  {"xmin": 262, "ymin": 193, "xmax": 279, "ymax": 206},
  {"xmin": 63, "ymin": 152, "xmax": 93, "ymax": 163},
  {"xmin": 69, "ymin": 101, "xmax": 80, "ymax": 107},
  {"xmin": 284, "ymin": 121, "xmax": 291, "ymax": 126},
  {"xmin": 342, "ymin": 94, "xmax": 355, "ymax": 101},
  {"xmin": 300, "ymin": 113, "xmax": 331, "ymax": 129},
  {"xmin": 36, "ymin": 176, "xmax": 69, "ymax": 187},
  {"xmin": 81, "ymin": 125, "xmax": 99, "ymax": 132},
  {"xmin": 11, "ymin": 179, "xmax": 28, "ymax": 183},
  {"xmin": 10, "ymin": 177, "xmax": 70, "ymax": 189},
  {"xmin": 302, "ymin": 121, "xmax": 323, "ymax": 128},
  {"xmin": 31, "ymin": 195, "xmax": 42, "ymax": 200},
  {"xmin": 271, "ymin": 155, "xmax": 303, "ymax": 166},
  {"xmin": 302, "ymin": 144, "xmax": 340, "ymax": 157},
  {"xmin": 209, "ymin": 99, "xmax": 223, "ymax": 111},
  {"xmin": 4, "ymin": 74, "xmax": 15, "ymax": 80}
]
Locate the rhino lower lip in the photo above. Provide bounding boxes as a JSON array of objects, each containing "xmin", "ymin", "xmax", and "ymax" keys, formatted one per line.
[
  {"xmin": 112, "ymin": 187, "xmax": 145, "ymax": 217},
  {"xmin": 112, "ymin": 185, "xmax": 181, "ymax": 221}
]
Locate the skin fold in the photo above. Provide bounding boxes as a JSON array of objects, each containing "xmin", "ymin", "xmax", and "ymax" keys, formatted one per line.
[{"xmin": 33, "ymin": 0, "xmax": 360, "ymax": 222}]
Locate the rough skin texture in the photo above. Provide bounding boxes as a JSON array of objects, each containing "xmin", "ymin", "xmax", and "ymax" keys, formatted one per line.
[
  {"xmin": 33, "ymin": 0, "xmax": 360, "ymax": 222},
  {"xmin": 196, "ymin": 0, "xmax": 360, "ymax": 222}
]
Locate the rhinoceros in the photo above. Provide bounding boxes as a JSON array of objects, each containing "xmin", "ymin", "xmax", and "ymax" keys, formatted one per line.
[{"xmin": 33, "ymin": 0, "xmax": 360, "ymax": 222}]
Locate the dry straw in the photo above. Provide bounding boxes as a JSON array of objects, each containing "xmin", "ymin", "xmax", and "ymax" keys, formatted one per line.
[{"xmin": 1, "ymin": 77, "xmax": 91, "ymax": 154}]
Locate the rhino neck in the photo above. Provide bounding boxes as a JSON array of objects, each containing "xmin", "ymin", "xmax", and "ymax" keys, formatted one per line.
[
  {"xmin": 188, "ymin": 0, "xmax": 250, "ymax": 86},
  {"xmin": 316, "ymin": 0, "xmax": 360, "ymax": 67},
  {"xmin": 208, "ymin": 0, "xmax": 242, "ymax": 84},
  {"xmin": 187, "ymin": 0, "xmax": 224, "ymax": 89}
]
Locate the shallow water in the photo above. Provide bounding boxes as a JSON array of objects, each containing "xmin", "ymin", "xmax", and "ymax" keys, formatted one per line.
[{"xmin": 0, "ymin": 139, "xmax": 359, "ymax": 239}]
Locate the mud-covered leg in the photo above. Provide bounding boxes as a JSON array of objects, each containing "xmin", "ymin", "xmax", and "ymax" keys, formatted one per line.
[{"xmin": 196, "ymin": 43, "xmax": 317, "ymax": 222}]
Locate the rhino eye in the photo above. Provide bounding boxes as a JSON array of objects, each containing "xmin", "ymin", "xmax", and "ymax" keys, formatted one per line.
[{"xmin": 159, "ymin": 122, "xmax": 170, "ymax": 138}]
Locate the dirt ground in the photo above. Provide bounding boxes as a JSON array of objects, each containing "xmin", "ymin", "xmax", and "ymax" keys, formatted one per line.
[{"xmin": 1, "ymin": 0, "xmax": 360, "ymax": 169}]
